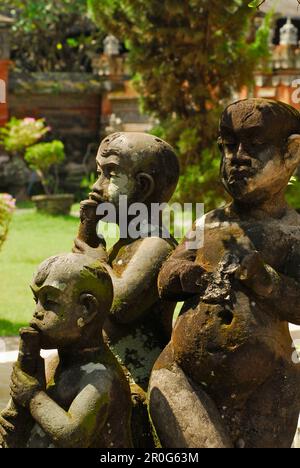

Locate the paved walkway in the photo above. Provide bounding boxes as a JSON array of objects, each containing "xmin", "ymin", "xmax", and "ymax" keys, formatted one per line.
[{"xmin": 0, "ymin": 336, "xmax": 18, "ymax": 352}]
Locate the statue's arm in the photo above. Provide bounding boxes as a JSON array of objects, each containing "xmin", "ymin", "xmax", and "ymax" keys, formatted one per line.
[
  {"xmin": 238, "ymin": 252, "xmax": 300, "ymax": 324},
  {"xmin": 158, "ymin": 227, "xmax": 206, "ymax": 302},
  {"xmin": 29, "ymin": 385, "xmax": 109, "ymax": 448},
  {"xmin": 106, "ymin": 237, "xmax": 175, "ymax": 323},
  {"xmin": 262, "ymin": 269, "xmax": 300, "ymax": 324}
]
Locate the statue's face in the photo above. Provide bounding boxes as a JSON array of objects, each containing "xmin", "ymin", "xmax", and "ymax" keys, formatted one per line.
[
  {"xmin": 30, "ymin": 281, "xmax": 84, "ymax": 349},
  {"xmin": 91, "ymin": 149, "xmax": 137, "ymax": 207},
  {"xmin": 90, "ymin": 133, "xmax": 161, "ymax": 210},
  {"xmin": 29, "ymin": 254, "xmax": 111, "ymax": 350},
  {"xmin": 219, "ymin": 109, "xmax": 291, "ymax": 204}
]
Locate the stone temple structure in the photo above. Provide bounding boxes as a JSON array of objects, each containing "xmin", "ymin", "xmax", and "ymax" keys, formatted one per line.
[{"xmin": 240, "ymin": 13, "xmax": 300, "ymax": 110}]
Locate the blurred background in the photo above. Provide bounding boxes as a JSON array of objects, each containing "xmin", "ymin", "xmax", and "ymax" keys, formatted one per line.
[{"xmin": 1, "ymin": 1, "xmax": 300, "ymax": 209}]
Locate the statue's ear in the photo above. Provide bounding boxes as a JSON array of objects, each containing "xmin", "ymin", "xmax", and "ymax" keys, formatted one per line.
[
  {"xmin": 286, "ymin": 134, "xmax": 300, "ymax": 168},
  {"xmin": 136, "ymin": 172, "xmax": 155, "ymax": 202},
  {"xmin": 78, "ymin": 293, "xmax": 99, "ymax": 327}
]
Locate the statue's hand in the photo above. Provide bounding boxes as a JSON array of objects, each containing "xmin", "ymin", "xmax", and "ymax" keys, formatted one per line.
[
  {"xmin": 10, "ymin": 363, "xmax": 41, "ymax": 408},
  {"xmin": 73, "ymin": 238, "xmax": 108, "ymax": 262},
  {"xmin": 236, "ymin": 251, "xmax": 273, "ymax": 297},
  {"xmin": 180, "ymin": 264, "xmax": 208, "ymax": 294}
]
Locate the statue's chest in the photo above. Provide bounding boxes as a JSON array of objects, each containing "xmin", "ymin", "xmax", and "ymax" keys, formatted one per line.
[
  {"xmin": 48, "ymin": 367, "xmax": 82, "ymax": 409},
  {"xmin": 196, "ymin": 220, "xmax": 298, "ymax": 275},
  {"xmin": 172, "ymin": 291, "xmax": 292, "ymax": 402}
]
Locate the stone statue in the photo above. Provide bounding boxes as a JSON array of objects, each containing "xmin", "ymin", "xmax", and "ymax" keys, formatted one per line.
[
  {"xmin": 0, "ymin": 253, "xmax": 132, "ymax": 448},
  {"xmin": 0, "ymin": 327, "xmax": 41, "ymax": 448},
  {"xmin": 149, "ymin": 99, "xmax": 300, "ymax": 449},
  {"xmin": 74, "ymin": 132, "xmax": 179, "ymax": 446}
]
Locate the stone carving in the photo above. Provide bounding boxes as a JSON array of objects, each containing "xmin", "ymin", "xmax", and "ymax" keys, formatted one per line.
[
  {"xmin": 0, "ymin": 327, "xmax": 41, "ymax": 448},
  {"xmin": 0, "ymin": 253, "xmax": 132, "ymax": 448},
  {"xmin": 149, "ymin": 99, "xmax": 300, "ymax": 448},
  {"xmin": 74, "ymin": 132, "xmax": 179, "ymax": 446}
]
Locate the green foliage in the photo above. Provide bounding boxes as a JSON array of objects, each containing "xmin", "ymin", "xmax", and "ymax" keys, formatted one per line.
[
  {"xmin": 25, "ymin": 141, "xmax": 65, "ymax": 194},
  {"xmin": 0, "ymin": 194, "xmax": 15, "ymax": 251},
  {"xmin": 248, "ymin": 1, "xmax": 264, "ymax": 7},
  {"xmin": 80, "ymin": 172, "xmax": 97, "ymax": 198},
  {"xmin": 25, "ymin": 140, "xmax": 65, "ymax": 173},
  {"xmin": 0, "ymin": 118, "xmax": 50, "ymax": 154},
  {"xmin": 248, "ymin": 10, "xmax": 273, "ymax": 66},
  {"xmin": 171, "ymin": 145, "xmax": 229, "ymax": 211},
  {"xmin": 286, "ymin": 176, "xmax": 300, "ymax": 210},
  {"xmin": 2, "ymin": 0, "xmax": 104, "ymax": 72},
  {"xmin": 89, "ymin": 0, "xmax": 271, "ymax": 207}
]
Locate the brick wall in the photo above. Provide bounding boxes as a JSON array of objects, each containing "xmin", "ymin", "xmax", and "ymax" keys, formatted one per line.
[
  {"xmin": 8, "ymin": 73, "xmax": 110, "ymax": 163},
  {"xmin": 0, "ymin": 61, "xmax": 10, "ymax": 126},
  {"xmin": 9, "ymin": 92, "xmax": 102, "ymax": 162}
]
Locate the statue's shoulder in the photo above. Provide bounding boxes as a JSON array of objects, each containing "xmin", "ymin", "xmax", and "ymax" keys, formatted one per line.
[
  {"xmin": 201, "ymin": 206, "xmax": 231, "ymax": 229},
  {"xmin": 138, "ymin": 235, "xmax": 177, "ymax": 253},
  {"xmin": 78, "ymin": 361, "xmax": 114, "ymax": 393}
]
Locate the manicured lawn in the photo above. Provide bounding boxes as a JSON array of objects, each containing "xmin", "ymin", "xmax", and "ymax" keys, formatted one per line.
[{"xmin": 0, "ymin": 208, "xmax": 79, "ymax": 335}]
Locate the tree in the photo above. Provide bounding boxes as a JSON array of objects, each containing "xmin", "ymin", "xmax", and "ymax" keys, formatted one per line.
[
  {"xmin": 88, "ymin": 0, "xmax": 270, "ymax": 208},
  {"xmin": 2, "ymin": 0, "xmax": 104, "ymax": 72}
]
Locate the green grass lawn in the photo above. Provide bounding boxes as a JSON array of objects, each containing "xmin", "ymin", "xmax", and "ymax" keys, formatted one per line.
[{"xmin": 0, "ymin": 208, "xmax": 79, "ymax": 335}]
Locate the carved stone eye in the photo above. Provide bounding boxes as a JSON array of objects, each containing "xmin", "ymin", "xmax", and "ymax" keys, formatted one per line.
[{"xmin": 43, "ymin": 298, "xmax": 59, "ymax": 310}]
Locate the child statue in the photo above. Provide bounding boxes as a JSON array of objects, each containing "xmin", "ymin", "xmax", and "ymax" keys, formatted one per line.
[
  {"xmin": 149, "ymin": 99, "xmax": 300, "ymax": 448},
  {"xmin": 74, "ymin": 132, "xmax": 179, "ymax": 446},
  {"xmin": 0, "ymin": 253, "xmax": 132, "ymax": 448}
]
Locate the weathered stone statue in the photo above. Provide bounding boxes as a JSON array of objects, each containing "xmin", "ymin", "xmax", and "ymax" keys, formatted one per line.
[
  {"xmin": 0, "ymin": 327, "xmax": 41, "ymax": 448},
  {"xmin": 0, "ymin": 253, "xmax": 132, "ymax": 448},
  {"xmin": 149, "ymin": 99, "xmax": 300, "ymax": 448},
  {"xmin": 74, "ymin": 132, "xmax": 179, "ymax": 446}
]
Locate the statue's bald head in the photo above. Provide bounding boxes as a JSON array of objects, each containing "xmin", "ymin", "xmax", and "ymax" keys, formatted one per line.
[
  {"xmin": 33, "ymin": 253, "xmax": 113, "ymax": 311},
  {"xmin": 220, "ymin": 99, "xmax": 300, "ymax": 149},
  {"xmin": 93, "ymin": 132, "xmax": 179, "ymax": 205}
]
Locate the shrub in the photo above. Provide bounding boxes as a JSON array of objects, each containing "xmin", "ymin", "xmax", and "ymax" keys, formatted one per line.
[
  {"xmin": 24, "ymin": 140, "xmax": 66, "ymax": 195},
  {"xmin": 0, "ymin": 194, "xmax": 16, "ymax": 250},
  {"xmin": 0, "ymin": 117, "xmax": 50, "ymax": 154}
]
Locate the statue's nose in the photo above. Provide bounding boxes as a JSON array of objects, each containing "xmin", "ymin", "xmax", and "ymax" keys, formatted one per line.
[
  {"xmin": 91, "ymin": 183, "xmax": 101, "ymax": 198},
  {"xmin": 231, "ymin": 144, "xmax": 252, "ymax": 166},
  {"xmin": 34, "ymin": 309, "xmax": 44, "ymax": 320},
  {"xmin": 92, "ymin": 174, "xmax": 105, "ymax": 192}
]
